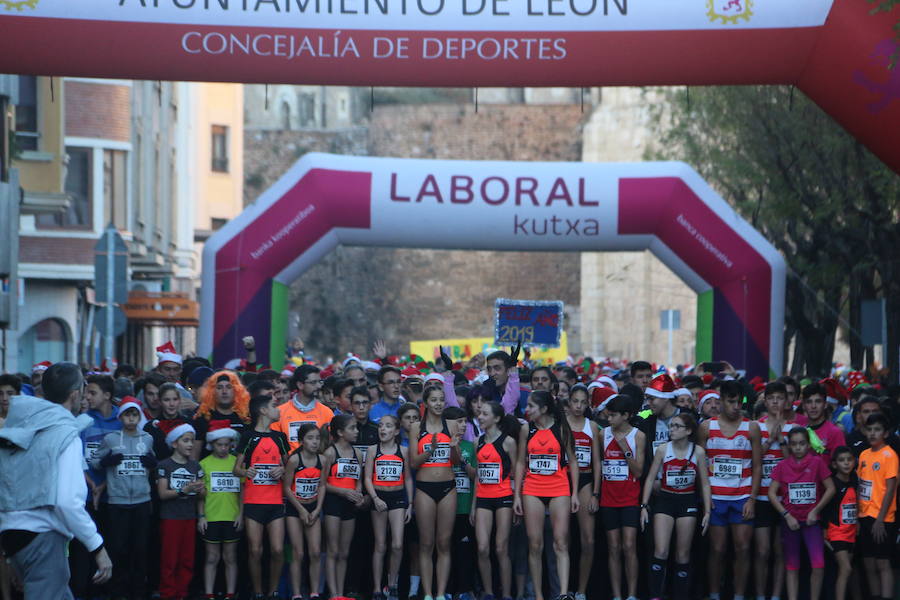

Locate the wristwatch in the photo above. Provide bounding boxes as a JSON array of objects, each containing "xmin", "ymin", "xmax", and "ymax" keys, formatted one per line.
[{"xmin": 624, "ymin": 451, "xmax": 633, "ymax": 458}]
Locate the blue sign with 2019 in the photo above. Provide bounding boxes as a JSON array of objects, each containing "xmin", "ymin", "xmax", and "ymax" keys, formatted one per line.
[{"xmin": 494, "ymin": 299, "xmax": 564, "ymax": 348}]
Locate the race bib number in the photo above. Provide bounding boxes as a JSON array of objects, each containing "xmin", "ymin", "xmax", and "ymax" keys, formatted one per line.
[
  {"xmin": 116, "ymin": 455, "xmax": 145, "ymax": 476},
  {"xmin": 762, "ymin": 457, "xmax": 781, "ymax": 480},
  {"xmin": 528, "ymin": 454, "xmax": 559, "ymax": 475},
  {"xmin": 376, "ymin": 460, "xmax": 403, "ymax": 482},
  {"xmin": 170, "ymin": 471, "xmax": 195, "ymax": 492},
  {"xmin": 712, "ymin": 456, "xmax": 743, "ymax": 479},
  {"xmin": 652, "ymin": 439, "xmax": 667, "ymax": 453},
  {"xmin": 288, "ymin": 420, "xmax": 318, "ymax": 443},
  {"xmin": 294, "ymin": 477, "xmax": 319, "ymax": 500},
  {"xmin": 478, "ymin": 462, "xmax": 501, "ymax": 484},
  {"xmin": 425, "ymin": 443, "xmax": 451, "ymax": 464},
  {"xmin": 336, "ymin": 458, "xmax": 360, "ymax": 479},
  {"xmin": 841, "ymin": 502, "xmax": 857, "ymax": 524},
  {"xmin": 787, "ymin": 482, "xmax": 816, "ymax": 505},
  {"xmin": 575, "ymin": 444, "xmax": 592, "ymax": 468},
  {"xmin": 665, "ymin": 468, "xmax": 695, "ymax": 489},
  {"xmin": 252, "ymin": 463, "xmax": 279, "ymax": 485},
  {"xmin": 210, "ymin": 471, "xmax": 240, "ymax": 493},
  {"xmin": 84, "ymin": 441, "xmax": 101, "ymax": 464},
  {"xmin": 455, "ymin": 472, "xmax": 471, "ymax": 494},
  {"xmin": 602, "ymin": 459, "xmax": 629, "ymax": 481},
  {"xmin": 859, "ymin": 479, "xmax": 872, "ymax": 502}
]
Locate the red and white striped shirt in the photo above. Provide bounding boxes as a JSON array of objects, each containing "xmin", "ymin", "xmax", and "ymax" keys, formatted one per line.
[
  {"xmin": 706, "ymin": 418, "xmax": 753, "ymax": 500},
  {"xmin": 757, "ymin": 417, "xmax": 792, "ymax": 501}
]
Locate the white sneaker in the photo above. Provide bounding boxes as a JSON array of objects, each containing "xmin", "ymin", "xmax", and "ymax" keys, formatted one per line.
[{"xmin": 575, "ymin": 594, "xmax": 587, "ymax": 600}]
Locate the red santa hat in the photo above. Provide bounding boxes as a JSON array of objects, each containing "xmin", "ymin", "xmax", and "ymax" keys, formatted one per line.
[
  {"xmin": 401, "ymin": 367, "xmax": 424, "ymax": 381},
  {"xmin": 588, "ymin": 375, "xmax": 618, "ymax": 393},
  {"xmin": 591, "ymin": 386, "xmax": 618, "ymax": 412},
  {"xmin": 464, "ymin": 368, "xmax": 480, "ymax": 382},
  {"xmin": 819, "ymin": 378, "xmax": 848, "ymax": 406},
  {"xmin": 646, "ymin": 373, "xmax": 676, "ymax": 399},
  {"xmin": 117, "ymin": 397, "xmax": 147, "ymax": 429},
  {"xmin": 156, "ymin": 341, "xmax": 183, "ymax": 366},
  {"xmin": 281, "ymin": 364, "xmax": 296, "ymax": 378},
  {"xmin": 424, "ymin": 373, "xmax": 444, "ymax": 385},
  {"xmin": 32, "ymin": 361, "xmax": 52, "ymax": 373},
  {"xmin": 99, "ymin": 358, "xmax": 118, "ymax": 374},
  {"xmin": 845, "ymin": 370, "xmax": 867, "ymax": 391},
  {"xmin": 205, "ymin": 422, "xmax": 239, "ymax": 450},
  {"xmin": 165, "ymin": 423, "xmax": 196, "ymax": 447},
  {"xmin": 698, "ymin": 389, "xmax": 720, "ymax": 411}
]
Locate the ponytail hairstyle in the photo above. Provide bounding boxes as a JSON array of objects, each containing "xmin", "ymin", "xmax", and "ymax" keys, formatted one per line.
[
  {"xmin": 529, "ymin": 390, "xmax": 574, "ymax": 458},
  {"xmin": 673, "ymin": 412, "xmax": 699, "ymax": 473},
  {"xmin": 330, "ymin": 414, "xmax": 355, "ymax": 441},
  {"xmin": 499, "ymin": 414, "xmax": 522, "ymax": 440},
  {"xmin": 673, "ymin": 412, "xmax": 698, "ymax": 441}
]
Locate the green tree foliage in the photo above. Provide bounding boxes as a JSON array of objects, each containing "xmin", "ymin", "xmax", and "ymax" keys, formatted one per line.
[
  {"xmin": 869, "ymin": 0, "xmax": 900, "ymax": 65},
  {"xmin": 646, "ymin": 85, "xmax": 900, "ymax": 379}
]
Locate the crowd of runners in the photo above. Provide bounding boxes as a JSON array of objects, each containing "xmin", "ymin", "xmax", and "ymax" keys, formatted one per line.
[{"xmin": 0, "ymin": 338, "xmax": 898, "ymax": 600}]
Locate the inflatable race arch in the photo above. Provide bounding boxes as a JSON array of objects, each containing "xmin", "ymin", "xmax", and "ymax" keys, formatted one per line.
[
  {"xmin": 1, "ymin": 0, "xmax": 898, "ymax": 173},
  {"xmin": 198, "ymin": 154, "xmax": 786, "ymax": 377}
]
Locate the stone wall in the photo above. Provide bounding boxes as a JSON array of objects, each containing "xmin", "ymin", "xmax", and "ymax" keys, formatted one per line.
[{"xmin": 243, "ymin": 100, "xmax": 588, "ymax": 360}]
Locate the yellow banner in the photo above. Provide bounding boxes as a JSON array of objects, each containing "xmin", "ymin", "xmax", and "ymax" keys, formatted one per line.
[{"xmin": 410, "ymin": 333, "xmax": 568, "ymax": 366}]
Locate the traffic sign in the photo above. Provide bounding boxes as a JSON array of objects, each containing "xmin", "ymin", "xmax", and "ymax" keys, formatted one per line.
[
  {"xmin": 94, "ymin": 306, "xmax": 127, "ymax": 337},
  {"xmin": 94, "ymin": 225, "xmax": 128, "ymax": 305},
  {"xmin": 94, "ymin": 224, "xmax": 129, "ymax": 359}
]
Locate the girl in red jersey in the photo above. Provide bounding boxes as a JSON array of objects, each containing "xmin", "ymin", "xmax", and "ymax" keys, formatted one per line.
[
  {"xmin": 233, "ymin": 396, "xmax": 290, "ymax": 600},
  {"xmin": 472, "ymin": 401, "xmax": 519, "ymax": 600},
  {"xmin": 364, "ymin": 415, "xmax": 413, "ymax": 600},
  {"xmin": 565, "ymin": 384, "xmax": 601, "ymax": 600},
  {"xmin": 409, "ymin": 386, "xmax": 460, "ymax": 600},
  {"xmin": 600, "ymin": 395, "xmax": 646, "ymax": 600},
  {"xmin": 323, "ymin": 414, "xmax": 365, "ymax": 599},
  {"xmin": 283, "ymin": 424, "xmax": 328, "ymax": 600},
  {"xmin": 513, "ymin": 390, "xmax": 580, "ymax": 600},
  {"xmin": 639, "ymin": 413, "xmax": 711, "ymax": 600},
  {"xmin": 824, "ymin": 446, "xmax": 858, "ymax": 600}
]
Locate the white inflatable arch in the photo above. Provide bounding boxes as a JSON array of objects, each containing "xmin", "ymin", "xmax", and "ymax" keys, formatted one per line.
[{"xmin": 199, "ymin": 153, "xmax": 785, "ymax": 377}]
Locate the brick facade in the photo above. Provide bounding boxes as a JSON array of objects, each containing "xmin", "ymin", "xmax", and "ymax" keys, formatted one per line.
[{"xmin": 64, "ymin": 81, "xmax": 131, "ymax": 141}]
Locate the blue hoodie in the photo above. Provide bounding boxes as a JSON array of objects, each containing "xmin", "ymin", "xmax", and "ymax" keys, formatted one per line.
[{"xmin": 81, "ymin": 405, "xmax": 122, "ymax": 501}]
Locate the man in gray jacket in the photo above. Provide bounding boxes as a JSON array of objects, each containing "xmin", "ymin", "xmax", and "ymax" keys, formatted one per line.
[{"xmin": 0, "ymin": 362, "xmax": 113, "ymax": 599}]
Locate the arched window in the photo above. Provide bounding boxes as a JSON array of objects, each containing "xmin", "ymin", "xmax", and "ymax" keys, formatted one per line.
[
  {"xmin": 18, "ymin": 318, "xmax": 69, "ymax": 373},
  {"xmin": 281, "ymin": 101, "xmax": 291, "ymax": 130}
]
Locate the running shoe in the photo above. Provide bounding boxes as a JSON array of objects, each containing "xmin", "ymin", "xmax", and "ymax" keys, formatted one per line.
[
  {"xmin": 373, "ymin": 592, "xmax": 387, "ymax": 600},
  {"xmin": 575, "ymin": 594, "xmax": 587, "ymax": 600},
  {"xmin": 387, "ymin": 586, "xmax": 400, "ymax": 600}
]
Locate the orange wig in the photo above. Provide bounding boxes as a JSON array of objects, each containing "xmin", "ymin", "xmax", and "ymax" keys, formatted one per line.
[{"xmin": 194, "ymin": 370, "xmax": 250, "ymax": 422}]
